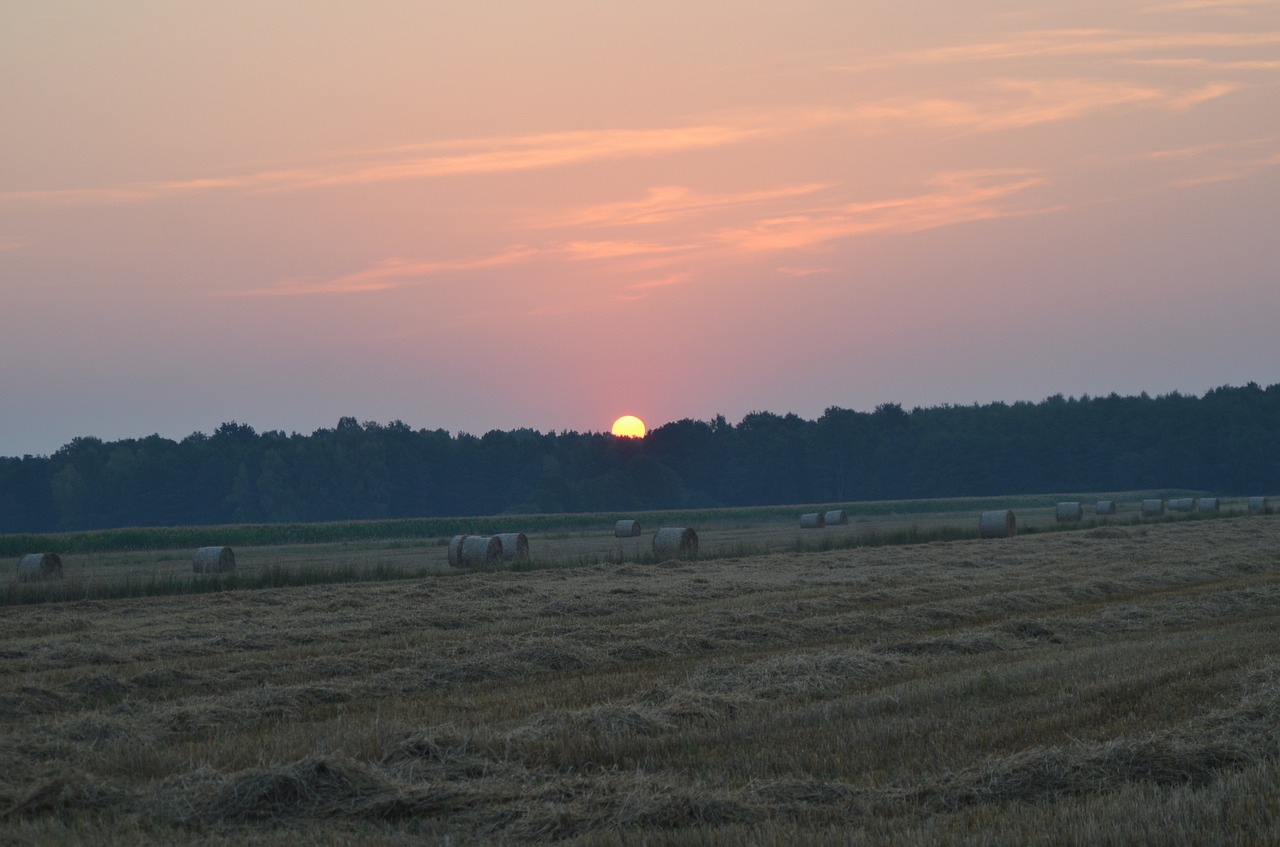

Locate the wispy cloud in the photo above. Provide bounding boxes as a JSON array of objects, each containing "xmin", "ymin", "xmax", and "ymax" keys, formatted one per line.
[
  {"xmin": 226, "ymin": 239, "xmax": 695, "ymax": 297},
  {"xmin": 1144, "ymin": 0, "xmax": 1278, "ymax": 11},
  {"xmin": 5, "ymin": 43, "xmax": 1251, "ymax": 216},
  {"xmin": 0, "ymin": 237, "xmax": 23, "ymax": 252},
  {"xmin": 561, "ymin": 240, "xmax": 696, "ymax": 260},
  {"xmin": 1132, "ymin": 57, "xmax": 1280, "ymax": 70},
  {"xmin": 1163, "ymin": 81, "xmax": 1245, "ymax": 110},
  {"xmin": 848, "ymin": 29, "xmax": 1280, "ymax": 68},
  {"xmin": 627, "ymin": 273, "xmax": 695, "ymax": 291},
  {"xmin": 225, "ymin": 248, "xmax": 541, "ymax": 297},
  {"xmin": 1146, "ymin": 141, "xmax": 1234, "ymax": 160},
  {"xmin": 904, "ymin": 78, "xmax": 1167, "ymax": 131},
  {"xmin": 2, "ymin": 123, "xmax": 777, "ymax": 208},
  {"xmin": 776, "ymin": 266, "xmax": 832, "ymax": 277},
  {"xmin": 229, "ymin": 169, "xmax": 1052, "ymax": 298},
  {"xmin": 544, "ymin": 183, "xmax": 830, "ymax": 228},
  {"xmin": 4, "ymin": 68, "xmax": 1236, "ymax": 212},
  {"xmin": 1142, "ymin": 137, "xmax": 1280, "ymax": 186},
  {"xmin": 710, "ymin": 170, "xmax": 1051, "ymax": 253}
]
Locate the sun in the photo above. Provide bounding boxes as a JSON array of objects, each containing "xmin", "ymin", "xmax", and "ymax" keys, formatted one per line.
[{"xmin": 610, "ymin": 415, "xmax": 647, "ymax": 438}]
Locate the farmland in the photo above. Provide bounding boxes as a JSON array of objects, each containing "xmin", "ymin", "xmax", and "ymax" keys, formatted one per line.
[{"xmin": 2, "ymin": 501, "xmax": 1279, "ymax": 844}]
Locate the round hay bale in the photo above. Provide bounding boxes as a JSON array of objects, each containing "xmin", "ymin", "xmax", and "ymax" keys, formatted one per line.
[
  {"xmin": 192, "ymin": 546, "xmax": 235, "ymax": 574},
  {"xmin": 459, "ymin": 535, "xmax": 503, "ymax": 566},
  {"xmin": 495, "ymin": 532, "xmax": 529, "ymax": 561},
  {"xmin": 823, "ymin": 509, "xmax": 848, "ymax": 526},
  {"xmin": 1095, "ymin": 500, "xmax": 1117, "ymax": 516},
  {"xmin": 448, "ymin": 535, "xmax": 468, "ymax": 567},
  {"xmin": 800, "ymin": 512, "xmax": 825, "ymax": 529},
  {"xmin": 614, "ymin": 519, "xmax": 642, "ymax": 538},
  {"xmin": 1168, "ymin": 498, "xmax": 1197, "ymax": 512},
  {"xmin": 1141, "ymin": 499, "xmax": 1165, "ymax": 517},
  {"xmin": 1055, "ymin": 502, "xmax": 1083, "ymax": 523},
  {"xmin": 17, "ymin": 552, "xmax": 63, "ymax": 582},
  {"xmin": 652, "ymin": 527, "xmax": 698, "ymax": 558},
  {"xmin": 1248, "ymin": 496, "xmax": 1269, "ymax": 514},
  {"xmin": 979, "ymin": 510, "xmax": 1016, "ymax": 539},
  {"xmin": 1198, "ymin": 497, "xmax": 1219, "ymax": 512}
]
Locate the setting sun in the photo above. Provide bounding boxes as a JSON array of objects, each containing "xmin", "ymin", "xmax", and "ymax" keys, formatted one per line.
[{"xmin": 610, "ymin": 415, "xmax": 647, "ymax": 438}]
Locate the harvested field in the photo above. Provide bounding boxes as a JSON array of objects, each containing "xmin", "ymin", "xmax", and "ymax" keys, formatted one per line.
[{"xmin": 2, "ymin": 515, "xmax": 1279, "ymax": 844}]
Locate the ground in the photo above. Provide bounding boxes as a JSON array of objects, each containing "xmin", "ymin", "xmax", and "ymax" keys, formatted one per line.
[{"xmin": 2, "ymin": 515, "xmax": 1279, "ymax": 844}]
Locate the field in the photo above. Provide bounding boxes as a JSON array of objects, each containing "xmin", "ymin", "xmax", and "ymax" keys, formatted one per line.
[{"xmin": 2, "ymin": 503, "xmax": 1279, "ymax": 844}]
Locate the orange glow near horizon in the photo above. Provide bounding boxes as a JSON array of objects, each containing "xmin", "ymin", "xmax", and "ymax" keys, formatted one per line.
[{"xmin": 611, "ymin": 415, "xmax": 647, "ymax": 438}]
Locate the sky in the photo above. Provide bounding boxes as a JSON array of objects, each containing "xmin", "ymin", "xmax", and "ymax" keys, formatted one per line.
[{"xmin": 2, "ymin": 1, "xmax": 1278, "ymax": 457}]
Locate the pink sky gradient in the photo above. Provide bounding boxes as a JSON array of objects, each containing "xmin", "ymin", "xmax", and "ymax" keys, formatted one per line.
[{"xmin": 2, "ymin": 1, "xmax": 1278, "ymax": 456}]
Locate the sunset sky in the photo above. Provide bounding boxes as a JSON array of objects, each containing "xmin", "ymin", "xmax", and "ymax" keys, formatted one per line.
[{"xmin": 3, "ymin": 1, "xmax": 1278, "ymax": 457}]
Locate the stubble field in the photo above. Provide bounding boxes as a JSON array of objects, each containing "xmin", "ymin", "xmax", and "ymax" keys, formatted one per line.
[{"xmin": 2, "ymin": 512, "xmax": 1279, "ymax": 844}]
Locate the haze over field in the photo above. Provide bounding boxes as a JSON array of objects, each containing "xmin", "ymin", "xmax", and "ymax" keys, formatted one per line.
[{"xmin": 2, "ymin": 1, "xmax": 1278, "ymax": 457}]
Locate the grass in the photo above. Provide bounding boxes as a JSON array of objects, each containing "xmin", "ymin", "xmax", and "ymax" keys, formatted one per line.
[
  {"xmin": 0, "ymin": 488, "xmax": 1216, "ymax": 556},
  {"xmin": 2, "ymin": 561, "xmax": 430, "ymax": 605},
  {"xmin": 1, "ymin": 513, "xmax": 1279, "ymax": 844},
  {"xmin": 2, "ymin": 496, "xmax": 1262, "ymax": 607}
]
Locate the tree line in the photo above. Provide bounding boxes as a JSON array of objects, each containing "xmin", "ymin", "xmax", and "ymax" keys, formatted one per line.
[{"xmin": 2, "ymin": 383, "xmax": 1278, "ymax": 534}]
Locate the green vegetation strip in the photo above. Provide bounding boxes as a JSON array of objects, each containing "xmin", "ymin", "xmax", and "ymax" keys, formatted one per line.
[
  {"xmin": 5, "ymin": 506, "xmax": 1252, "ymax": 607},
  {"xmin": 0, "ymin": 489, "xmax": 1204, "ymax": 556}
]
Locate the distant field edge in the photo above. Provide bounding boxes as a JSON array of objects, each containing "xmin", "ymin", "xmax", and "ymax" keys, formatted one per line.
[{"xmin": 0, "ymin": 488, "xmax": 1248, "ymax": 556}]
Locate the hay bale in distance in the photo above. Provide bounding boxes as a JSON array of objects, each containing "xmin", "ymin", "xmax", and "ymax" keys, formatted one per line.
[
  {"xmin": 17, "ymin": 552, "xmax": 63, "ymax": 582},
  {"xmin": 192, "ymin": 546, "xmax": 235, "ymax": 574},
  {"xmin": 979, "ymin": 510, "xmax": 1016, "ymax": 539},
  {"xmin": 495, "ymin": 532, "xmax": 529, "ymax": 561},
  {"xmin": 1095, "ymin": 500, "xmax": 1117, "ymax": 516},
  {"xmin": 614, "ymin": 520, "xmax": 642, "ymax": 538},
  {"xmin": 1198, "ymin": 497, "xmax": 1219, "ymax": 512},
  {"xmin": 459, "ymin": 535, "xmax": 503, "ymax": 566},
  {"xmin": 448, "ymin": 535, "xmax": 468, "ymax": 567},
  {"xmin": 653, "ymin": 527, "xmax": 698, "ymax": 558},
  {"xmin": 1141, "ymin": 499, "xmax": 1166, "ymax": 517},
  {"xmin": 824, "ymin": 509, "xmax": 848, "ymax": 526},
  {"xmin": 1055, "ymin": 502, "xmax": 1083, "ymax": 523},
  {"xmin": 1168, "ymin": 498, "xmax": 1197, "ymax": 513},
  {"xmin": 1249, "ymin": 496, "xmax": 1269, "ymax": 514},
  {"xmin": 800, "ymin": 512, "xmax": 825, "ymax": 529}
]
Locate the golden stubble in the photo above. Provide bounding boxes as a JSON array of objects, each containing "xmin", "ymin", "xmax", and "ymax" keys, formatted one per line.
[{"xmin": 2, "ymin": 516, "xmax": 1279, "ymax": 844}]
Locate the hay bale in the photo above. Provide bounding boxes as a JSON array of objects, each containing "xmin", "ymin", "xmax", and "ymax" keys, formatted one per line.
[
  {"xmin": 1095, "ymin": 500, "xmax": 1117, "ymax": 516},
  {"xmin": 192, "ymin": 546, "xmax": 235, "ymax": 574},
  {"xmin": 1248, "ymin": 496, "xmax": 1269, "ymax": 514},
  {"xmin": 823, "ymin": 509, "xmax": 848, "ymax": 526},
  {"xmin": 459, "ymin": 535, "xmax": 503, "ymax": 566},
  {"xmin": 1168, "ymin": 498, "xmax": 1197, "ymax": 512},
  {"xmin": 800, "ymin": 512, "xmax": 825, "ymax": 529},
  {"xmin": 17, "ymin": 552, "xmax": 63, "ymax": 582},
  {"xmin": 448, "ymin": 535, "xmax": 468, "ymax": 567},
  {"xmin": 614, "ymin": 520, "xmax": 642, "ymax": 538},
  {"xmin": 979, "ymin": 510, "xmax": 1016, "ymax": 539},
  {"xmin": 1055, "ymin": 502, "xmax": 1083, "ymax": 523},
  {"xmin": 495, "ymin": 532, "xmax": 529, "ymax": 561},
  {"xmin": 652, "ymin": 527, "xmax": 698, "ymax": 558},
  {"xmin": 1141, "ymin": 499, "xmax": 1165, "ymax": 517},
  {"xmin": 1198, "ymin": 497, "xmax": 1219, "ymax": 512}
]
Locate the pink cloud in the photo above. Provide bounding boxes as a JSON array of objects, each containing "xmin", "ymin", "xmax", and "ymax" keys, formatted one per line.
[
  {"xmin": 2, "ymin": 123, "xmax": 777, "ymax": 208},
  {"xmin": 561, "ymin": 240, "xmax": 696, "ymax": 260},
  {"xmin": 224, "ymin": 248, "xmax": 542, "ymax": 297},
  {"xmin": 775, "ymin": 266, "xmax": 832, "ymax": 277},
  {"xmin": 544, "ymin": 183, "xmax": 830, "ymax": 228},
  {"xmin": 863, "ymin": 28, "xmax": 1280, "ymax": 67},
  {"xmin": 710, "ymin": 170, "xmax": 1051, "ymax": 253}
]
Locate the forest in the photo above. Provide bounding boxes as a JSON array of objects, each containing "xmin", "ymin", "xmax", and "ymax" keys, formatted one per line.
[{"xmin": 2, "ymin": 383, "xmax": 1277, "ymax": 534}]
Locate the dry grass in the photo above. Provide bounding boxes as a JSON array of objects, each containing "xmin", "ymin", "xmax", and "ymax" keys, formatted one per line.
[{"xmin": 1, "ymin": 516, "xmax": 1279, "ymax": 844}]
